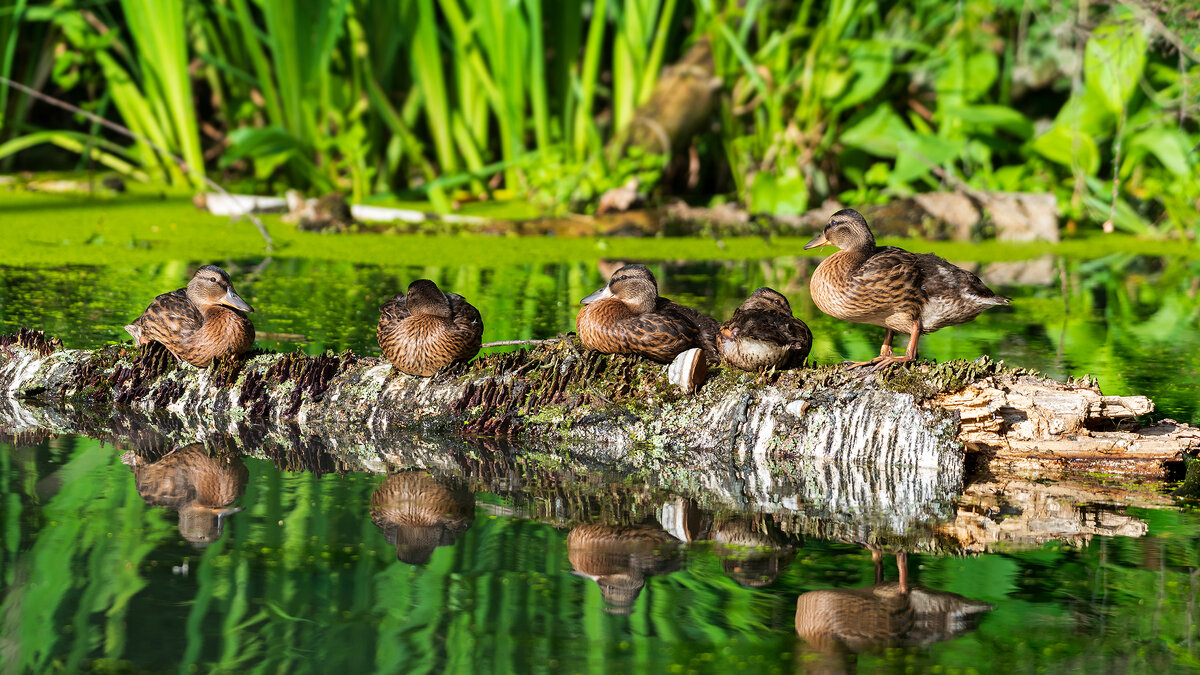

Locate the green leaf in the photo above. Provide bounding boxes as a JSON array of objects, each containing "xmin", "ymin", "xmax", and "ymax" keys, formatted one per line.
[
  {"xmin": 1033, "ymin": 125, "xmax": 1100, "ymax": 176},
  {"xmin": 839, "ymin": 106, "xmax": 910, "ymax": 157},
  {"xmin": 940, "ymin": 105, "xmax": 1033, "ymax": 139},
  {"xmin": 749, "ymin": 169, "xmax": 807, "ymax": 215},
  {"xmin": 222, "ymin": 126, "xmax": 305, "ymax": 164},
  {"xmin": 1126, "ymin": 126, "xmax": 1191, "ymax": 177},
  {"xmin": 1084, "ymin": 9, "xmax": 1148, "ymax": 113},
  {"xmin": 836, "ymin": 41, "xmax": 892, "ymax": 108}
]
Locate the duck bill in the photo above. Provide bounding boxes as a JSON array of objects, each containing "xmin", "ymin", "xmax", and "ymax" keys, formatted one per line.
[
  {"xmin": 580, "ymin": 285, "xmax": 613, "ymax": 305},
  {"xmin": 221, "ymin": 288, "xmax": 254, "ymax": 313},
  {"xmin": 803, "ymin": 232, "xmax": 829, "ymax": 250}
]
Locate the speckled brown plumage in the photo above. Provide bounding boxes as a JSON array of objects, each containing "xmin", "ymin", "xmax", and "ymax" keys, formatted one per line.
[
  {"xmin": 576, "ymin": 264, "xmax": 720, "ymax": 364},
  {"xmin": 718, "ymin": 287, "xmax": 812, "ymax": 371},
  {"xmin": 567, "ymin": 523, "xmax": 681, "ymax": 612},
  {"xmin": 130, "ymin": 443, "xmax": 248, "ymax": 545},
  {"xmin": 377, "ymin": 279, "xmax": 484, "ymax": 377},
  {"xmin": 795, "ymin": 550, "xmax": 992, "ymax": 656},
  {"xmin": 805, "ymin": 209, "xmax": 1010, "ymax": 368},
  {"xmin": 124, "ymin": 265, "xmax": 255, "ymax": 368},
  {"xmin": 711, "ymin": 516, "xmax": 796, "ymax": 588},
  {"xmin": 370, "ymin": 471, "xmax": 473, "ymax": 565}
]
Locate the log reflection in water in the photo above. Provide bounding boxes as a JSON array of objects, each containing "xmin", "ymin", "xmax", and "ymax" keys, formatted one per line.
[
  {"xmin": 710, "ymin": 516, "xmax": 797, "ymax": 588},
  {"xmin": 794, "ymin": 549, "xmax": 992, "ymax": 673},
  {"xmin": 567, "ymin": 523, "xmax": 682, "ymax": 614},
  {"xmin": 124, "ymin": 443, "xmax": 248, "ymax": 546},
  {"xmin": 369, "ymin": 471, "xmax": 473, "ymax": 565}
]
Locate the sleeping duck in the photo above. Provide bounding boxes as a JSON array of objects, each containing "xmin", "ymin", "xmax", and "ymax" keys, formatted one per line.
[
  {"xmin": 805, "ymin": 209, "xmax": 1010, "ymax": 369},
  {"xmin": 718, "ymin": 287, "xmax": 812, "ymax": 371},
  {"xmin": 124, "ymin": 265, "xmax": 255, "ymax": 367},
  {"xmin": 377, "ymin": 279, "xmax": 484, "ymax": 377}
]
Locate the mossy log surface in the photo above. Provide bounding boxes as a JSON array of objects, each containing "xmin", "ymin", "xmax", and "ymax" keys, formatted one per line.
[{"xmin": 2, "ymin": 328, "xmax": 1195, "ymax": 552}]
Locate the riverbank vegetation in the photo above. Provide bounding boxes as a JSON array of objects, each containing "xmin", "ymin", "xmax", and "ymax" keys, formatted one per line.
[{"xmin": 1, "ymin": 0, "xmax": 1197, "ymax": 236}]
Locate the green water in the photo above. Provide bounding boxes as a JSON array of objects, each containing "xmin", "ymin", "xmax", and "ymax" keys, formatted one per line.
[{"xmin": 2, "ymin": 192, "xmax": 1200, "ymax": 673}]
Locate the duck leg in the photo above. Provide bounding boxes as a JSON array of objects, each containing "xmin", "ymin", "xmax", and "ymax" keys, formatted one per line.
[
  {"xmin": 869, "ymin": 322, "xmax": 920, "ymax": 371},
  {"xmin": 845, "ymin": 329, "xmax": 894, "ymax": 368}
]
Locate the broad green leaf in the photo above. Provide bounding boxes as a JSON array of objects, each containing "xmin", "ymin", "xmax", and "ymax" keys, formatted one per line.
[
  {"xmin": 839, "ymin": 105, "xmax": 910, "ymax": 157},
  {"xmin": 1032, "ymin": 125, "xmax": 1100, "ymax": 175},
  {"xmin": 748, "ymin": 169, "xmax": 808, "ymax": 215},
  {"xmin": 1126, "ymin": 126, "xmax": 1191, "ymax": 177},
  {"xmin": 837, "ymin": 41, "xmax": 893, "ymax": 108},
  {"xmin": 1084, "ymin": 9, "xmax": 1148, "ymax": 113},
  {"xmin": 941, "ymin": 105, "xmax": 1033, "ymax": 139}
]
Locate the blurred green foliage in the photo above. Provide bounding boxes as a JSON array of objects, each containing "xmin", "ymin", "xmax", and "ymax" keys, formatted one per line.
[{"xmin": 0, "ymin": 0, "xmax": 1196, "ymax": 232}]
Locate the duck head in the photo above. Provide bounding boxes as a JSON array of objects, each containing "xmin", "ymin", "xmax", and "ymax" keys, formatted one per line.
[
  {"xmin": 405, "ymin": 279, "xmax": 453, "ymax": 318},
  {"xmin": 803, "ymin": 208, "xmax": 876, "ymax": 252},
  {"xmin": 740, "ymin": 287, "xmax": 793, "ymax": 315},
  {"xmin": 580, "ymin": 264, "xmax": 658, "ymax": 314},
  {"xmin": 187, "ymin": 265, "xmax": 254, "ymax": 313}
]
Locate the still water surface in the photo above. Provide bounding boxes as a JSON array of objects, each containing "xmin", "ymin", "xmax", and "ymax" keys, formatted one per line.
[{"xmin": 2, "ymin": 246, "xmax": 1200, "ymax": 673}]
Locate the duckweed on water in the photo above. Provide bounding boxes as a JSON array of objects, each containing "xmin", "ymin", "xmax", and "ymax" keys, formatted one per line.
[{"xmin": 2, "ymin": 187, "xmax": 1197, "ymax": 268}]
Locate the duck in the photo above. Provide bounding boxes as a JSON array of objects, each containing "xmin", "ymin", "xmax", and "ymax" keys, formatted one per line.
[
  {"xmin": 567, "ymin": 522, "xmax": 682, "ymax": 613},
  {"xmin": 576, "ymin": 264, "xmax": 720, "ymax": 363},
  {"xmin": 710, "ymin": 515, "xmax": 797, "ymax": 588},
  {"xmin": 127, "ymin": 443, "xmax": 248, "ymax": 546},
  {"xmin": 124, "ymin": 265, "xmax": 255, "ymax": 367},
  {"xmin": 370, "ymin": 471, "xmax": 473, "ymax": 565},
  {"xmin": 377, "ymin": 279, "xmax": 484, "ymax": 377},
  {"xmin": 794, "ymin": 548, "xmax": 992, "ymax": 662},
  {"xmin": 717, "ymin": 287, "xmax": 812, "ymax": 371},
  {"xmin": 804, "ymin": 209, "xmax": 1010, "ymax": 369}
]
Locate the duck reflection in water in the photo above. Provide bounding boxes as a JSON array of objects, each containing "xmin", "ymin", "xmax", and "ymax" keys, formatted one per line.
[
  {"xmin": 126, "ymin": 443, "xmax": 248, "ymax": 546},
  {"xmin": 370, "ymin": 471, "xmax": 473, "ymax": 565},
  {"xmin": 711, "ymin": 516, "xmax": 797, "ymax": 588},
  {"xmin": 794, "ymin": 547, "xmax": 993, "ymax": 673},
  {"xmin": 567, "ymin": 523, "xmax": 682, "ymax": 614}
]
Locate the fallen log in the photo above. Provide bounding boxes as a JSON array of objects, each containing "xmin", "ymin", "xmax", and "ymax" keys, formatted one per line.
[{"xmin": 1, "ymin": 327, "xmax": 1195, "ymax": 490}]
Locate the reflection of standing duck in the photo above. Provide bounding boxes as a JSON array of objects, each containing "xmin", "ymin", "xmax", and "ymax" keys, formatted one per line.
[
  {"xmin": 567, "ymin": 523, "xmax": 681, "ymax": 613},
  {"xmin": 711, "ymin": 516, "xmax": 796, "ymax": 588},
  {"xmin": 795, "ymin": 549, "xmax": 992, "ymax": 668},
  {"xmin": 129, "ymin": 444, "xmax": 248, "ymax": 546},
  {"xmin": 370, "ymin": 471, "xmax": 473, "ymax": 565}
]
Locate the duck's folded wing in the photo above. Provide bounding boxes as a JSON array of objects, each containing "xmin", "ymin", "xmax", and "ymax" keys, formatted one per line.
[
  {"xmin": 378, "ymin": 294, "xmax": 412, "ymax": 323},
  {"xmin": 847, "ymin": 247, "xmax": 925, "ymax": 310},
  {"xmin": 133, "ymin": 289, "xmax": 202, "ymax": 341},
  {"xmin": 660, "ymin": 300, "xmax": 721, "ymax": 360}
]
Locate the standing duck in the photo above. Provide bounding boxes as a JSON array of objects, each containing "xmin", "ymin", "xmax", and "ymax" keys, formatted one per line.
[
  {"xmin": 377, "ymin": 279, "xmax": 484, "ymax": 377},
  {"xmin": 124, "ymin": 265, "xmax": 255, "ymax": 367},
  {"xmin": 576, "ymin": 264, "xmax": 720, "ymax": 363},
  {"xmin": 805, "ymin": 209, "xmax": 1010, "ymax": 369},
  {"xmin": 718, "ymin": 287, "xmax": 812, "ymax": 371}
]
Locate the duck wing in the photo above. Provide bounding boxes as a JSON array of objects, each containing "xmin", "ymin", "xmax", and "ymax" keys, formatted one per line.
[
  {"xmin": 912, "ymin": 253, "xmax": 1011, "ymax": 304},
  {"xmin": 660, "ymin": 298, "xmax": 721, "ymax": 362},
  {"xmin": 446, "ymin": 293, "xmax": 484, "ymax": 359},
  {"xmin": 378, "ymin": 293, "xmax": 412, "ymax": 324},
  {"xmin": 130, "ymin": 289, "xmax": 202, "ymax": 345},
  {"xmin": 835, "ymin": 247, "xmax": 926, "ymax": 320}
]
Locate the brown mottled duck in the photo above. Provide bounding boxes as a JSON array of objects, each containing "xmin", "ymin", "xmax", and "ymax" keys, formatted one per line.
[
  {"xmin": 805, "ymin": 209, "xmax": 1010, "ymax": 369},
  {"xmin": 567, "ymin": 523, "xmax": 682, "ymax": 613},
  {"xmin": 128, "ymin": 444, "xmax": 248, "ymax": 546},
  {"xmin": 377, "ymin": 279, "xmax": 484, "ymax": 377},
  {"xmin": 795, "ymin": 549, "xmax": 992, "ymax": 660},
  {"xmin": 370, "ymin": 471, "xmax": 473, "ymax": 565},
  {"xmin": 124, "ymin": 265, "xmax": 255, "ymax": 367},
  {"xmin": 576, "ymin": 264, "xmax": 720, "ymax": 363},
  {"xmin": 718, "ymin": 287, "xmax": 812, "ymax": 371}
]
